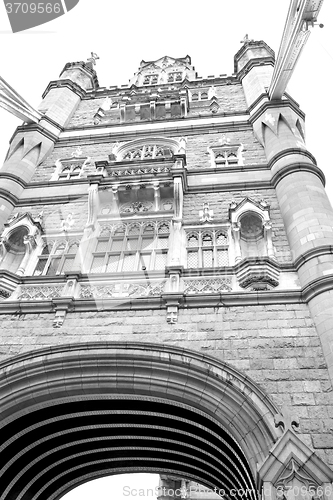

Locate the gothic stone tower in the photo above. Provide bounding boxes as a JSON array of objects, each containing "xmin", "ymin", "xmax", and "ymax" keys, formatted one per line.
[{"xmin": 0, "ymin": 41, "xmax": 333, "ymax": 500}]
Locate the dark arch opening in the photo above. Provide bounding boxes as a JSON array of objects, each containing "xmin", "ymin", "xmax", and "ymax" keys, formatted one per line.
[{"xmin": 0, "ymin": 342, "xmax": 281, "ymax": 500}]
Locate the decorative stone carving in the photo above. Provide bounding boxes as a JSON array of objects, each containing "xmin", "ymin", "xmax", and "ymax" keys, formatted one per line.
[
  {"xmin": 108, "ymin": 165, "xmax": 171, "ymax": 177},
  {"xmin": 274, "ymin": 405, "xmax": 300, "ymax": 432},
  {"xmin": 71, "ymin": 145, "xmax": 83, "ymax": 157},
  {"xmin": 53, "ymin": 310, "xmax": 67, "ymax": 328},
  {"xmin": 119, "ymin": 201, "xmax": 154, "ymax": 214},
  {"xmin": 199, "ymin": 202, "xmax": 213, "ymax": 222},
  {"xmin": 258, "ymin": 429, "xmax": 333, "ymax": 500},
  {"xmin": 61, "ymin": 213, "xmax": 75, "ymax": 232},
  {"xmin": 0, "ymin": 288, "xmax": 11, "ymax": 299},
  {"xmin": 184, "ymin": 278, "xmax": 232, "ymax": 294},
  {"xmin": 112, "ymin": 137, "xmax": 186, "ymax": 163},
  {"xmin": 237, "ymin": 260, "xmax": 280, "ymax": 290},
  {"xmin": 80, "ymin": 281, "xmax": 166, "ymax": 299},
  {"xmin": 18, "ymin": 285, "xmax": 64, "ymax": 300}
]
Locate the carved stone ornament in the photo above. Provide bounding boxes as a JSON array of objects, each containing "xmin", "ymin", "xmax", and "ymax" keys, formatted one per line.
[
  {"xmin": 199, "ymin": 202, "xmax": 214, "ymax": 222},
  {"xmin": 109, "ymin": 165, "xmax": 171, "ymax": 177},
  {"xmin": 184, "ymin": 278, "xmax": 232, "ymax": 294},
  {"xmin": 237, "ymin": 260, "xmax": 280, "ymax": 290},
  {"xmin": 18, "ymin": 285, "xmax": 63, "ymax": 300},
  {"xmin": 258, "ymin": 429, "xmax": 333, "ymax": 500},
  {"xmin": 0, "ymin": 288, "xmax": 11, "ymax": 299},
  {"xmin": 119, "ymin": 201, "xmax": 154, "ymax": 214},
  {"xmin": 80, "ymin": 281, "xmax": 166, "ymax": 299},
  {"xmin": 112, "ymin": 137, "xmax": 187, "ymax": 162}
]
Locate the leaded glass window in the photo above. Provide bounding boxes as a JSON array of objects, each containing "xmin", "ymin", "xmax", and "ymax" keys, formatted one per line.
[
  {"xmin": 186, "ymin": 229, "xmax": 229, "ymax": 268},
  {"xmin": 33, "ymin": 240, "xmax": 79, "ymax": 276},
  {"xmin": 90, "ymin": 221, "xmax": 170, "ymax": 273}
]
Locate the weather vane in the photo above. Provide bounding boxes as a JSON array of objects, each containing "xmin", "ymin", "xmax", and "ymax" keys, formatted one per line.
[
  {"xmin": 87, "ymin": 52, "xmax": 100, "ymax": 66},
  {"xmin": 240, "ymin": 34, "xmax": 253, "ymax": 44}
]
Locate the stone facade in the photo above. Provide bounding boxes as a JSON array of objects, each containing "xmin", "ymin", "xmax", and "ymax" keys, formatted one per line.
[{"xmin": 0, "ymin": 44, "xmax": 333, "ymax": 500}]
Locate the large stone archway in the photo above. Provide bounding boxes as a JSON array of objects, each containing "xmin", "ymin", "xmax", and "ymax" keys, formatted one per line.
[{"xmin": 0, "ymin": 343, "xmax": 282, "ymax": 500}]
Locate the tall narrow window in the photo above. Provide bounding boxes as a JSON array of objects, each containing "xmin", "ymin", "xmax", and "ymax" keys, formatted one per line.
[
  {"xmin": 90, "ymin": 221, "xmax": 170, "ymax": 273},
  {"xmin": 186, "ymin": 229, "xmax": 229, "ymax": 268},
  {"xmin": 33, "ymin": 240, "xmax": 79, "ymax": 276}
]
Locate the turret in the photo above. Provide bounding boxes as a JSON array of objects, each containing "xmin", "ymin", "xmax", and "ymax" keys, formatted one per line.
[
  {"xmin": 235, "ymin": 40, "xmax": 333, "ymax": 382},
  {"xmin": 0, "ymin": 56, "xmax": 99, "ymax": 230}
]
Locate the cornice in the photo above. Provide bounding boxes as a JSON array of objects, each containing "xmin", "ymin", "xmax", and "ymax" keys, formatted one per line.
[
  {"xmin": 247, "ymin": 92, "xmax": 302, "ymax": 116},
  {"xmin": 42, "ymin": 79, "xmax": 87, "ymax": 100},
  {"xmin": 0, "ymin": 188, "xmax": 18, "ymax": 205},
  {"xmin": 11, "ymin": 121, "xmax": 60, "ymax": 144},
  {"xmin": 59, "ymin": 114, "xmax": 251, "ymax": 144},
  {"xmin": 294, "ymin": 245, "xmax": 333, "ymax": 271},
  {"xmin": 302, "ymin": 274, "xmax": 333, "ymax": 303},
  {"xmin": 16, "ymin": 193, "xmax": 86, "ymax": 207},
  {"xmin": 0, "ymin": 172, "xmax": 27, "ymax": 189},
  {"xmin": 249, "ymin": 99, "xmax": 305, "ymax": 124},
  {"xmin": 0, "ymin": 289, "xmax": 304, "ymax": 314},
  {"xmin": 268, "ymin": 148, "xmax": 317, "ymax": 168},
  {"xmin": 236, "ymin": 58, "xmax": 275, "ymax": 82},
  {"xmin": 187, "ymin": 179, "xmax": 273, "ymax": 193},
  {"xmin": 234, "ymin": 40, "xmax": 275, "ymax": 68},
  {"xmin": 188, "ymin": 163, "xmax": 269, "ymax": 176},
  {"xmin": 271, "ymin": 162, "xmax": 325, "ymax": 188}
]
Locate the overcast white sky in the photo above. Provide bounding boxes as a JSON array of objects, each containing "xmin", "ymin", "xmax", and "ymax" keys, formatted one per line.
[{"xmin": 0, "ymin": 1, "xmax": 333, "ymax": 499}]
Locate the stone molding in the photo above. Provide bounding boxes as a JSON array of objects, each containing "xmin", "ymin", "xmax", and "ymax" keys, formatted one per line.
[
  {"xmin": 0, "ymin": 342, "xmax": 283, "ymax": 500},
  {"xmin": 271, "ymin": 162, "xmax": 325, "ymax": 188}
]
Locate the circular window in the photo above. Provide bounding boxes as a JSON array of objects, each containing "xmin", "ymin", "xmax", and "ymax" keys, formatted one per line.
[{"xmin": 240, "ymin": 213, "xmax": 263, "ymax": 239}]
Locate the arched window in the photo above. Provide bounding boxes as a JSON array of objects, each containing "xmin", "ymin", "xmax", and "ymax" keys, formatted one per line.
[
  {"xmin": 186, "ymin": 229, "xmax": 229, "ymax": 268},
  {"xmin": 33, "ymin": 240, "xmax": 79, "ymax": 276},
  {"xmin": 90, "ymin": 222, "xmax": 170, "ymax": 273}
]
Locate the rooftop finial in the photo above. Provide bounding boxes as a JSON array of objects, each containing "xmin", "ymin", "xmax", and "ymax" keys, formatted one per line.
[
  {"xmin": 87, "ymin": 52, "xmax": 100, "ymax": 66},
  {"xmin": 240, "ymin": 34, "xmax": 254, "ymax": 44}
]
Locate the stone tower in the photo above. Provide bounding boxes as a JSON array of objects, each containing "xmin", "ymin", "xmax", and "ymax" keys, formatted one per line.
[{"xmin": 0, "ymin": 42, "xmax": 332, "ymax": 500}]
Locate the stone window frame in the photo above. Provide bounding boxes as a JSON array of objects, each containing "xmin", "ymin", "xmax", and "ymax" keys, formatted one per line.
[
  {"xmin": 143, "ymin": 74, "xmax": 159, "ymax": 85},
  {"xmin": 33, "ymin": 239, "xmax": 80, "ymax": 276},
  {"xmin": 186, "ymin": 228, "xmax": 229, "ymax": 269},
  {"xmin": 90, "ymin": 220, "xmax": 170, "ymax": 274},
  {"xmin": 112, "ymin": 136, "xmax": 187, "ymax": 162},
  {"xmin": 190, "ymin": 89, "xmax": 210, "ymax": 102},
  {"xmin": 208, "ymin": 143, "xmax": 244, "ymax": 167},
  {"xmin": 51, "ymin": 158, "xmax": 90, "ymax": 182},
  {"xmin": 167, "ymin": 71, "xmax": 183, "ymax": 83},
  {"xmin": 122, "ymin": 144, "xmax": 170, "ymax": 162}
]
